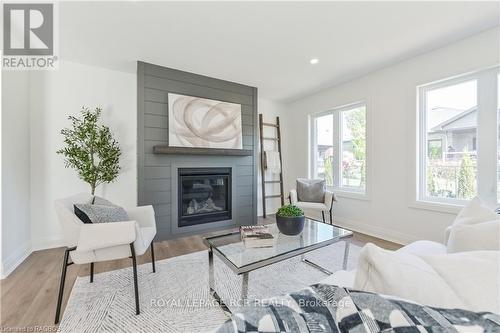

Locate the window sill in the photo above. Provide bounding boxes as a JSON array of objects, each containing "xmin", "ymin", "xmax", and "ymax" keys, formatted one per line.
[
  {"xmin": 409, "ymin": 200, "xmax": 463, "ymax": 214},
  {"xmin": 333, "ymin": 189, "xmax": 370, "ymax": 201}
]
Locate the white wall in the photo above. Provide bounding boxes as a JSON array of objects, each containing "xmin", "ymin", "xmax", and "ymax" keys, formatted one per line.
[
  {"xmin": 29, "ymin": 61, "xmax": 137, "ymax": 250},
  {"xmin": 257, "ymin": 99, "xmax": 286, "ymax": 216},
  {"xmin": 282, "ymin": 28, "xmax": 500, "ymax": 244},
  {"xmin": 1, "ymin": 71, "xmax": 32, "ymax": 278}
]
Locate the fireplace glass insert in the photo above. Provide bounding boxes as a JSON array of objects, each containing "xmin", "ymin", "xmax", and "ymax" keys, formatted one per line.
[{"xmin": 178, "ymin": 167, "xmax": 232, "ymax": 227}]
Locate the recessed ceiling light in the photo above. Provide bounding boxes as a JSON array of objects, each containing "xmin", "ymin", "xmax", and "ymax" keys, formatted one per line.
[{"xmin": 310, "ymin": 58, "xmax": 319, "ymax": 65}]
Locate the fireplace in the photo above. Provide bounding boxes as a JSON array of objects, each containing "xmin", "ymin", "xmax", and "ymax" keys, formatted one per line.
[{"xmin": 178, "ymin": 167, "xmax": 232, "ymax": 227}]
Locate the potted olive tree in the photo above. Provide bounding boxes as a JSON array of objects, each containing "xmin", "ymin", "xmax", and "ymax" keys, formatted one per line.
[
  {"xmin": 57, "ymin": 107, "xmax": 121, "ymax": 197},
  {"xmin": 276, "ymin": 204, "xmax": 305, "ymax": 236}
]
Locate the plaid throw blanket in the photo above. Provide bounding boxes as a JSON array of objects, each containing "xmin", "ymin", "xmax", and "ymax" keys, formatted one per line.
[{"xmin": 216, "ymin": 284, "xmax": 500, "ymax": 333}]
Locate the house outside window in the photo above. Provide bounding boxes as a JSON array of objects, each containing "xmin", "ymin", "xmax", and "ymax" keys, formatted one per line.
[
  {"xmin": 418, "ymin": 67, "xmax": 499, "ymax": 206},
  {"xmin": 310, "ymin": 102, "xmax": 367, "ymax": 196}
]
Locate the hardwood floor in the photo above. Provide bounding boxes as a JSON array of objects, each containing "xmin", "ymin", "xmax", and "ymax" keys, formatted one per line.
[{"xmin": 0, "ymin": 217, "xmax": 400, "ymax": 330}]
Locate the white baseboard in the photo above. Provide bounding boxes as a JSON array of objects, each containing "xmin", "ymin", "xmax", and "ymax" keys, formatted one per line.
[
  {"xmin": 1, "ymin": 240, "xmax": 32, "ymax": 279},
  {"xmin": 333, "ymin": 216, "xmax": 419, "ymax": 246},
  {"xmin": 31, "ymin": 234, "xmax": 65, "ymax": 251}
]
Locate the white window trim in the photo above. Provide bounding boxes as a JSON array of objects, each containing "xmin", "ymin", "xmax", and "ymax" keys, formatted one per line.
[
  {"xmin": 310, "ymin": 100, "xmax": 371, "ymax": 200},
  {"xmin": 416, "ymin": 66, "xmax": 499, "ymax": 210}
]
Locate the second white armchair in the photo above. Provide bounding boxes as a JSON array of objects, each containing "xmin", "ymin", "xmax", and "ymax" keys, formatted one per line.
[{"xmin": 290, "ymin": 186, "xmax": 336, "ymax": 224}]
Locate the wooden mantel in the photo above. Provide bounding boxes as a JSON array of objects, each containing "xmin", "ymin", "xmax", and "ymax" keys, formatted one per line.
[{"xmin": 153, "ymin": 145, "xmax": 253, "ymax": 156}]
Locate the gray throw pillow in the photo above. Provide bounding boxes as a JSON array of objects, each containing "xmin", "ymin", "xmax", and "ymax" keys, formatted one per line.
[
  {"xmin": 74, "ymin": 196, "xmax": 129, "ymax": 223},
  {"xmin": 296, "ymin": 178, "xmax": 325, "ymax": 203},
  {"xmin": 74, "ymin": 204, "xmax": 129, "ymax": 224}
]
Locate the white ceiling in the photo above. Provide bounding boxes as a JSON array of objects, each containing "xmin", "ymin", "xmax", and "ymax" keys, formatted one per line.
[{"xmin": 60, "ymin": 1, "xmax": 500, "ymax": 102}]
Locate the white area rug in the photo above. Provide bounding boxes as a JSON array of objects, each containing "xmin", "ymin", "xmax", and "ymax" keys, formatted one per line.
[{"xmin": 59, "ymin": 241, "xmax": 360, "ymax": 333}]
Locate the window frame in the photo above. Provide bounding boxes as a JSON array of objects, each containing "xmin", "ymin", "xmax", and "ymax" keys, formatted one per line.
[
  {"xmin": 417, "ymin": 66, "xmax": 499, "ymax": 207},
  {"xmin": 310, "ymin": 101, "xmax": 369, "ymax": 199}
]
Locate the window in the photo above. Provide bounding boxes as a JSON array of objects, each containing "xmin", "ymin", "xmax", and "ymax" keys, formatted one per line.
[
  {"xmin": 341, "ymin": 106, "xmax": 366, "ymax": 190},
  {"xmin": 312, "ymin": 114, "xmax": 334, "ymax": 186},
  {"xmin": 422, "ymin": 79, "xmax": 478, "ymax": 200},
  {"xmin": 418, "ymin": 67, "xmax": 499, "ymax": 205},
  {"xmin": 311, "ymin": 102, "xmax": 367, "ymax": 195}
]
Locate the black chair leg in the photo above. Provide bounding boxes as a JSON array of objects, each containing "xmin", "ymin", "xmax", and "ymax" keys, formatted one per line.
[
  {"xmin": 90, "ymin": 263, "xmax": 94, "ymax": 283},
  {"xmin": 321, "ymin": 211, "xmax": 325, "ymax": 223},
  {"xmin": 130, "ymin": 244, "xmax": 140, "ymax": 315},
  {"xmin": 330, "ymin": 210, "xmax": 333, "ymax": 225},
  {"xmin": 150, "ymin": 242, "xmax": 156, "ymax": 273},
  {"xmin": 55, "ymin": 246, "xmax": 75, "ymax": 324}
]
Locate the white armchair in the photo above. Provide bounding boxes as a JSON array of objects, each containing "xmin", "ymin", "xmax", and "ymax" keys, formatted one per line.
[
  {"xmin": 290, "ymin": 188, "xmax": 336, "ymax": 224},
  {"xmin": 53, "ymin": 193, "xmax": 157, "ymax": 324}
]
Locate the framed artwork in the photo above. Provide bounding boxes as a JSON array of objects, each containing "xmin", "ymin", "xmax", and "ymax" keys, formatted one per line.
[{"xmin": 168, "ymin": 93, "xmax": 242, "ymax": 149}]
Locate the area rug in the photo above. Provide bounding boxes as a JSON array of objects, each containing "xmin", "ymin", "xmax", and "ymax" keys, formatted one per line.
[{"xmin": 59, "ymin": 241, "xmax": 361, "ymax": 333}]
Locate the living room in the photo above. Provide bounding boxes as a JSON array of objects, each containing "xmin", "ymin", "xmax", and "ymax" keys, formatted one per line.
[{"xmin": 1, "ymin": 1, "xmax": 499, "ymax": 332}]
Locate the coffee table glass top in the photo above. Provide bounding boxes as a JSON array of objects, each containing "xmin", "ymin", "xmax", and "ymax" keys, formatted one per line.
[{"xmin": 204, "ymin": 218, "xmax": 353, "ymax": 272}]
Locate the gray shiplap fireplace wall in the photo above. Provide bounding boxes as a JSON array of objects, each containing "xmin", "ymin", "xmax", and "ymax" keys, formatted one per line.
[{"xmin": 137, "ymin": 61, "xmax": 258, "ymax": 240}]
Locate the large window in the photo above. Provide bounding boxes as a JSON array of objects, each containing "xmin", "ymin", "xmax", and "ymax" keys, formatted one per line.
[
  {"xmin": 418, "ymin": 67, "xmax": 499, "ymax": 205},
  {"xmin": 341, "ymin": 106, "xmax": 366, "ymax": 190},
  {"xmin": 311, "ymin": 102, "xmax": 367, "ymax": 195},
  {"xmin": 423, "ymin": 80, "xmax": 478, "ymax": 200}
]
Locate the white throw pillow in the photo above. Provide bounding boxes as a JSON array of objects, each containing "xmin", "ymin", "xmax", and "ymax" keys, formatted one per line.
[
  {"xmin": 453, "ymin": 196, "xmax": 497, "ymax": 226},
  {"xmin": 447, "ymin": 220, "xmax": 500, "ymax": 253},
  {"xmin": 445, "ymin": 196, "xmax": 499, "ymax": 246},
  {"xmin": 353, "ymin": 243, "xmax": 466, "ymax": 309}
]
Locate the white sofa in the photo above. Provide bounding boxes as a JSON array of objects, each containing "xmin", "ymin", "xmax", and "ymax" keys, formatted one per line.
[{"xmin": 321, "ymin": 197, "xmax": 500, "ymax": 314}]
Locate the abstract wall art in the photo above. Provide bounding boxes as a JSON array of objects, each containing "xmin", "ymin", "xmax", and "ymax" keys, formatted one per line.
[{"xmin": 168, "ymin": 93, "xmax": 243, "ymax": 149}]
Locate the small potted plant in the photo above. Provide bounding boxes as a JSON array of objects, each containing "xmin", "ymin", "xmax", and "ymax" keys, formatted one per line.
[{"xmin": 276, "ymin": 204, "xmax": 305, "ymax": 236}]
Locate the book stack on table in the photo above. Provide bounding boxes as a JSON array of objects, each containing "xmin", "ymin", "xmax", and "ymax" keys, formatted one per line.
[{"xmin": 240, "ymin": 226, "xmax": 275, "ymax": 248}]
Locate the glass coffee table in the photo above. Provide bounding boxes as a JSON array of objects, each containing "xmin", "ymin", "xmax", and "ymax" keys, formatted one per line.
[{"xmin": 203, "ymin": 218, "xmax": 353, "ymax": 312}]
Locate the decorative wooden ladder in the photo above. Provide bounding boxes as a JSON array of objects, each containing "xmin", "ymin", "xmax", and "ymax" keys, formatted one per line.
[{"xmin": 259, "ymin": 114, "xmax": 285, "ymax": 218}]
